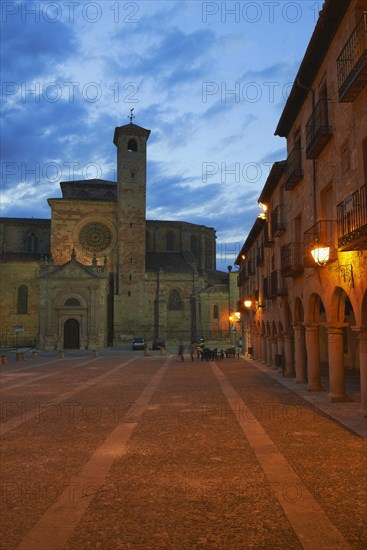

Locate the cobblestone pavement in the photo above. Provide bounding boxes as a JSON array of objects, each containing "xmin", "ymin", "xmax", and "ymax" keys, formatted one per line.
[{"xmin": 1, "ymin": 350, "xmax": 366, "ymax": 549}]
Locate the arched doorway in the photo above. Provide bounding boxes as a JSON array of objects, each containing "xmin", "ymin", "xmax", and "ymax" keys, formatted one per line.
[{"xmin": 64, "ymin": 319, "xmax": 80, "ymax": 349}]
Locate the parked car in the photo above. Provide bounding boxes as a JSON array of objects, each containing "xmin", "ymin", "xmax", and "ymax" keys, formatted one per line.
[
  {"xmin": 152, "ymin": 338, "xmax": 165, "ymax": 350},
  {"xmin": 132, "ymin": 337, "xmax": 146, "ymax": 350}
]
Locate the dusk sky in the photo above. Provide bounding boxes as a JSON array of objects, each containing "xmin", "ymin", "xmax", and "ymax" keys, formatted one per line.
[{"xmin": 1, "ymin": 0, "xmax": 324, "ymax": 268}]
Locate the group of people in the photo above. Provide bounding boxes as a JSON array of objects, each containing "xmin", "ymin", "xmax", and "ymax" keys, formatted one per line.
[{"xmin": 177, "ymin": 341, "xmax": 197, "ymax": 362}]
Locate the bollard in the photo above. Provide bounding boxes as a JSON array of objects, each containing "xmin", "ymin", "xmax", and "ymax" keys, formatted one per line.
[
  {"xmin": 159, "ymin": 346, "xmax": 165, "ymax": 356},
  {"xmin": 32, "ymin": 351, "xmax": 38, "ymax": 359},
  {"xmin": 1, "ymin": 355, "xmax": 8, "ymax": 364},
  {"xmin": 144, "ymin": 347, "xmax": 151, "ymax": 356},
  {"xmin": 59, "ymin": 350, "xmax": 65, "ymax": 358}
]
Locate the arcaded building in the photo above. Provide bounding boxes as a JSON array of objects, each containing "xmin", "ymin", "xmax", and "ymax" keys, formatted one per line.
[
  {"xmin": 0, "ymin": 123, "xmax": 231, "ymax": 349},
  {"xmin": 236, "ymin": 0, "xmax": 367, "ymax": 412}
]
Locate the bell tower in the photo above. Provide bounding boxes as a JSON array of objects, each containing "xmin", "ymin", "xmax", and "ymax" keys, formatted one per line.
[{"xmin": 113, "ymin": 117, "xmax": 151, "ymax": 337}]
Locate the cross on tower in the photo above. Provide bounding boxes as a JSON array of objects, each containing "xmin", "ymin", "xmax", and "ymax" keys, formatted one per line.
[{"xmin": 128, "ymin": 108, "xmax": 135, "ymax": 124}]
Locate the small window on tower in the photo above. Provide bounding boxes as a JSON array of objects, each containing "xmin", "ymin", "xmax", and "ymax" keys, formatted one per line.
[{"xmin": 127, "ymin": 139, "xmax": 137, "ymax": 152}]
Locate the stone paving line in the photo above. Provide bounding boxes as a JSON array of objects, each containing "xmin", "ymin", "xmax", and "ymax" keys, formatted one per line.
[
  {"xmin": 0, "ymin": 356, "xmax": 100, "ymax": 392},
  {"xmin": 247, "ymin": 358, "xmax": 367, "ymax": 439},
  {"xmin": 0, "ymin": 356, "xmax": 65, "ymax": 377},
  {"xmin": 211, "ymin": 362, "xmax": 352, "ymax": 550},
  {"xmin": 16, "ymin": 359, "xmax": 172, "ymax": 550},
  {"xmin": 0, "ymin": 355, "xmax": 139, "ymax": 436}
]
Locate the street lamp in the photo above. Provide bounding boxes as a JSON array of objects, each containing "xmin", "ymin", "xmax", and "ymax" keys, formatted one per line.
[
  {"xmin": 310, "ymin": 245, "xmax": 330, "ymax": 266},
  {"xmin": 243, "ymin": 299, "xmax": 266, "ymax": 312},
  {"xmin": 309, "ymin": 246, "xmax": 354, "ymax": 287}
]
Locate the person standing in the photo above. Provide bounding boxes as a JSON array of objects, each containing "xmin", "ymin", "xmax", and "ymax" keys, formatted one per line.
[
  {"xmin": 178, "ymin": 342, "xmax": 185, "ymax": 361},
  {"xmin": 190, "ymin": 341, "xmax": 196, "ymax": 362}
]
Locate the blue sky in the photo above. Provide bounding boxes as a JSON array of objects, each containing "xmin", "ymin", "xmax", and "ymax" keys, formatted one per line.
[{"xmin": 1, "ymin": 0, "xmax": 323, "ymax": 267}]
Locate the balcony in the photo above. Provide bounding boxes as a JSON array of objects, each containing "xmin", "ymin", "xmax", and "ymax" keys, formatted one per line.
[
  {"xmin": 264, "ymin": 271, "xmax": 287, "ymax": 299},
  {"xmin": 337, "ymin": 184, "xmax": 367, "ymax": 250},
  {"xmin": 306, "ymin": 99, "xmax": 332, "ymax": 159},
  {"xmin": 271, "ymin": 204, "xmax": 286, "ymax": 236},
  {"xmin": 271, "ymin": 270, "xmax": 287, "ymax": 297},
  {"xmin": 281, "ymin": 243, "xmax": 304, "ymax": 277},
  {"xmin": 337, "ymin": 12, "xmax": 367, "ymax": 102},
  {"xmin": 284, "ymin": 148, "xmax": 303, "ymax": 191},
  {"xmin": 303, "ymin": 220, "xmax": 335, "ymax": 267}
]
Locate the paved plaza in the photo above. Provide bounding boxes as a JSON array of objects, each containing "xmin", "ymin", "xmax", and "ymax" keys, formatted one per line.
[{"xmin": 1, "ymin": 348, "xmax": 366, "ymax": 549}]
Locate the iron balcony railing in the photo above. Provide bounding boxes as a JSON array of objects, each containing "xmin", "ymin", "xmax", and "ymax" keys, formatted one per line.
[
  {"xmin": 284, "ymin": 148, "xmax": 303, "ymax": 191},
  {"xmin": 281, "ymin": 243, "xmax": 304, "ymax": 277},
  {"xmin": 270, "ymin": 270, "xmax": 287, "ymax": 297},
  {"xmin": 337, "ymin": 183, "xmax": 367, "ymax": 250},
  {"xmin": 337, "ymin": 12, "xmax": 367, "ymax": 102},
  {"xmin": 271, "ymin": 204, "xmax": 286, "ymax": 236},
  {"xmin": 264, "ymin": 271, "xmax": 287, "ymax": 299},
  {"xmin": 305, "ymin": 99, "xmax": 332, "ymax": 159}
]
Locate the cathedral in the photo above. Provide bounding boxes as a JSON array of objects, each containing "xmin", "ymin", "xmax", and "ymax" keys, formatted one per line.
[{"xmin": 0, "ymin": 122, "xmax": 234, "ymax": 349}]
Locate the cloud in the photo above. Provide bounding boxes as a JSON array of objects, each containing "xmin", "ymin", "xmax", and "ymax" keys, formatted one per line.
[{"xmin": 1, "ymin": 1, "xmax": 77, "ymax": 81}]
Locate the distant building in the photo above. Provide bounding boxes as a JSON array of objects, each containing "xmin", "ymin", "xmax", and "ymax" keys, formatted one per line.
[
  {"xmin": 236, "ymin": 0, "xmax": 367, "ymax": 412},
  {"xmin": 0, "ymin": 123, "xmax": 236, "ymax": 349}
]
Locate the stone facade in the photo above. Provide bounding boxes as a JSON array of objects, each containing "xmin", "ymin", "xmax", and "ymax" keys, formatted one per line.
[
  {"xmin": 236, "ymin": 0, "xmax": 367, "ymax": 412},
  {"xmin": 0, "ymin": 123, "xmax": 233, "ymax": 349}
]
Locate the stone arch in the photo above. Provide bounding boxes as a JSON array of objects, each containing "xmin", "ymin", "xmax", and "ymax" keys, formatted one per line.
[
  {"xmin": 308, "ymin": 293, "xmax": 327, "ymax": 323},
  {"xmin": 55, "ymin": 291, "xmax": 87, "ymax": 309},
  {"xmin": 331, "ymin": 286, "xmax": 349, "ymax": 323},
  {"xmin": 64, "ymin": 297, "xmax": 81, "ymax": 307}
]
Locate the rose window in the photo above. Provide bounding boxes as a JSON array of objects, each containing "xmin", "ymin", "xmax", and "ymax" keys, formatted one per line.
[{"xmin": 79, "ymin": 222, "xmax": 112, "ymax": 253}]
